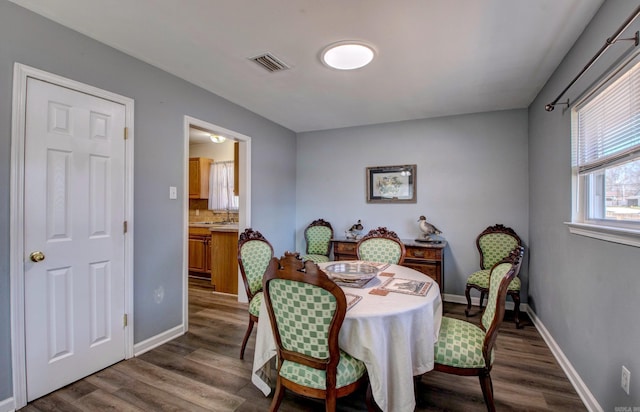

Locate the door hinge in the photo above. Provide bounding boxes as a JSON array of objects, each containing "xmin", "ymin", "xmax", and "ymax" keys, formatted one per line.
[
  {"xmin": 123, "ymin": 314, "xmax": 128, "ymax": 327},
  {"xmin": 124, "ymin": 221, "xmax": 128, "ymax": 233},
  {"xmin": 124, "ymin": 127, "xmax": 128, "ymax": 140}
]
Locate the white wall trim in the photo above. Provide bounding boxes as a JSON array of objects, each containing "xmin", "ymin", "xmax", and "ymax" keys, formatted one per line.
[
  {"xmin": 443, "ymin": 293, "xmax": 525, "ymax": 312},
  {"xmin": 0, "ymin": 397, "xmax": 15, "ymax": 412},
  {"xmin": 133, "ymin": 325, "xmax": 185, "ymax": 357},
  {"xmin": 9, "ymin": 63, "xmax": 135, "ymax": 409},
  {"xmin": 565, "ymin": 222, "xmax": 640, "ymax": 248},
  {"xmin": 525, "ymin": 307, "xmax": 603, "ymax": 412}
]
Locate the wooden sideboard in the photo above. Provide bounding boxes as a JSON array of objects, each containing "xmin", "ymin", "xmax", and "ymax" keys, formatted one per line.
[{"xmin": 331, "ymin": 238, "xmax": 446, "ymax": 293}]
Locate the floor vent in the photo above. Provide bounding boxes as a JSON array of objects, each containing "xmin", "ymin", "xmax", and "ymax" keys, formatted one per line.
[{"xmin": 250, "ymin": 53, "xmax": 290, "ymax": 73}]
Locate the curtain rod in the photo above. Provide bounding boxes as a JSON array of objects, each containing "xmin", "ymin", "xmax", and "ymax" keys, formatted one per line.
[{"xmin": 545, "ymin": 5, "xmax": 640, "ymax": 112}]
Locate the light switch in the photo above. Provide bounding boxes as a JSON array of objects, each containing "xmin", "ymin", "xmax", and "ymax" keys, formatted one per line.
[{"xmin": 169, "ymin": 186, "xmax": 177, "ymax": 199}]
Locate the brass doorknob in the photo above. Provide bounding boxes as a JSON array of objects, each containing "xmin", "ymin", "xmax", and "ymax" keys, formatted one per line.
[{"xmin": 29, "ymin": 251, "xmax": 45, "ymax": 262}]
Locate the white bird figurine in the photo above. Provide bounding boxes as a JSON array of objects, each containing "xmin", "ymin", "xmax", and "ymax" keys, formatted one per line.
[
  {"xmin": 349, "ymin": 219, "xmax": 363, "ymax": 233},
  {"xmin": 345, "ymin": 219, "xmax": 364, "ymax": 239},
  {"xmin": 417, "ymin": 215, "xmax": 441, "ymax": 241}
]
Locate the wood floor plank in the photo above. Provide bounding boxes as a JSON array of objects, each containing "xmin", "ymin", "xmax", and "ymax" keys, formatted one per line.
[
  {"xmin": 21, "ymin": 278, "xmax": 587, "ymax": 411},
  {"xmin": 137, "ymin": 346, "xmax": 250, "ymax": 393},
  {"xmin": 73, "ymin": 389, "xmax": 147, "ymax": 412},
  {"xmin": 113, "ymin": 357, "xmax": 245, "ymax": 411},
  {"xmin": 112, "ymin": 380, "xmax": 214, "ymax": 412}
]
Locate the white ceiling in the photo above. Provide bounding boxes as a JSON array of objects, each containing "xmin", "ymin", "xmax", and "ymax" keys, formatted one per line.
[{"xmin": 11, "ymin": 0, "xmax": 604, "ymax": 133}]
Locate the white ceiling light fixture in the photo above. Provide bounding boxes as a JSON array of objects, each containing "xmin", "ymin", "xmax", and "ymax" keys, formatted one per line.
[
  {"xmin": 209, "ymin": 134, "xmax": 226, "ymax": 143},
  {"xmin": 321, "ymin": 41, "xmax": 375, "ymax": 70}
]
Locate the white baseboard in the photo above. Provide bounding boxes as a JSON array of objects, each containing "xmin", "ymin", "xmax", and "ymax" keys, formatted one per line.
[
  {"xmin": 443, "ymin": 293, "xmax": 525, "ymax": 311},
  {"xmin": 133, "ymin": 324, "xmax": 185, "ymax": 357},
  {"xmin": 0, "ymin": 397, "xmax": 15, "ymax": 412},
  {"xmin": 525, "ymin": 307, "xmax": 603, "ymax": 412}
]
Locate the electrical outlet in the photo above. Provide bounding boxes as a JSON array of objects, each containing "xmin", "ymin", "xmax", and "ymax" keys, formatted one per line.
[
  {"xmin": 169, "ymin": 186, "xmax": 177, "ymax": 199},
  {"xmin": 622, "ymin": 365, "xmax": 631, "ymax": 395}
]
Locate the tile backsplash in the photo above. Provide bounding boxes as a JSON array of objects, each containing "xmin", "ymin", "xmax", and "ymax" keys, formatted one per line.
[{"xmin": 189, "ymin": 199, "xmax": 239, "ymax": 223}]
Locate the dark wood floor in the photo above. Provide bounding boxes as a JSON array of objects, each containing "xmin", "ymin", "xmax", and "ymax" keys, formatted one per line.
[{"xmin": 21, "ymin": 278, "xmax": 586, "ymax": 411}]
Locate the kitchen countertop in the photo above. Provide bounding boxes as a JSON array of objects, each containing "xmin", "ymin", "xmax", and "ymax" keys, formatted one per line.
[{"xmin": 189, "ymin": 222, "xmax": 239, "ymax": 232}]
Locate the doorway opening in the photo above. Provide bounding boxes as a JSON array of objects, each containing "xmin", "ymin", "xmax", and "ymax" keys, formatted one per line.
[{"xmin": 182, "ymin": 116, "xmax": 251, "ymax": 331}]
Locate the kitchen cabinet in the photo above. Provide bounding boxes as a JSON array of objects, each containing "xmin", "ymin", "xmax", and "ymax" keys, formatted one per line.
[
  {"xmin": 188, "ymin": 227, "xmax": 212, "ymax": 275},
  {"xmin": 189, "ymin": 157, "xmax": 213, "ymax": 199},
  {"xmin": 210, "ymin": 229, "xmax": 239, "ymax": 294},
  {"xmin": 331, "ymin": 237, "xmax": 446, "ymax": 293}
]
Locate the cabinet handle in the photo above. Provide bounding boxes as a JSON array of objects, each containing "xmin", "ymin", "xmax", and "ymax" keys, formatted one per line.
[{"xmin": 412, "ymin": 250, "xmax": 425, "ymax": 257}]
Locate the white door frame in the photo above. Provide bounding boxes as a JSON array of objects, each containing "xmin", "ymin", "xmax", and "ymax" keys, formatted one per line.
[
  {"xmin": 182, "ymin": 116, "xmax": 252, "ymax": 329},
  {"xmin": 9, "ymin": 63, "xmax": 135, "ymax": 409}
]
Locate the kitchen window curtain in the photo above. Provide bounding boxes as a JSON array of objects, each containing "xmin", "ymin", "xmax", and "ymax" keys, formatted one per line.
[{"xmin": 208, "ymin": 161, "xmax": 239, "ymax": 211}]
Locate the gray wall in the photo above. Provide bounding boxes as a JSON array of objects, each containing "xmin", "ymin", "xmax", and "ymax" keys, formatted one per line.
[
  {"xmin": 0, "ymin": 1, "xmax": 296, "ymax": 400},
  {"xmin": 296, "ymin": 110, "xmax": 529, "ymax": 297},
  {"xmin": 528, "ymin": 0, "xmax": 640, "ymax": 408}
]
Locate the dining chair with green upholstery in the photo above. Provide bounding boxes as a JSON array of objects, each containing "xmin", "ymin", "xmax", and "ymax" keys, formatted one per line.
[
  {"xmin": 464, "ymin": 224, "xmax": 524, "ymax": 328},
  {"xmin": 356, "ymin": 227, "xmax": 406, "ymax": 265},
  {"xmin": 262, "ymin": 252, "xmax": 370, "ymax": 412},
  {"xmin": 301, "ymin": 218, "xmax": 334, "ymax": 263},
  {"xmin": 431, "ymin": 246, "xmax": 524, "ymax": 412},
  {"xmin": 237, "ymin": 228, "xmax": 274, "ymax": 360}
]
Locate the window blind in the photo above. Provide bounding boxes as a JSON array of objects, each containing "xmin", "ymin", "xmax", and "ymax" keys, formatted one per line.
[{"xmin": 577, "ymin": 58, "xmax": 640, "ymax": 173}]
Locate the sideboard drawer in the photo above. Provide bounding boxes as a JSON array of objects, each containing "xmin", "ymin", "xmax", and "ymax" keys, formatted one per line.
[
  {"xmin": 335, "ymin": 241, "xmax": 357, "ymax": 254},
  {"xmin": 405, "ymin": 246, "xmax": 441, "ymax": 260}
]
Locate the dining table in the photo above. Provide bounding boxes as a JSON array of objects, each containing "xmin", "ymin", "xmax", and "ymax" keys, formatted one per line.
[{"xmin": 251, "ymin": 261, "xmax": 443, "ymax": 412}]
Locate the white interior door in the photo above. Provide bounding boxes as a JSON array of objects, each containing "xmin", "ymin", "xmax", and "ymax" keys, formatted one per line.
[{"xmin": 23, "ymin": 77, "xmax": 127, "ymax": 401}]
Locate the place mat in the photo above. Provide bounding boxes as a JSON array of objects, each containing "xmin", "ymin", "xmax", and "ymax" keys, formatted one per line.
[
  {"xmin": 368, "ymin": 288, "xmax": 389, "ymax": 296},
  {"xmin": 379, "ymin": 277, "xmax": 433, "ymax": 296},
  {"xmin": 345, "ymin": 293, "xmax": 362, "ymax": 311}
]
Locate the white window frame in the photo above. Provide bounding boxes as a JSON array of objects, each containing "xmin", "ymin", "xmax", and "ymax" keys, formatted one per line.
[{"xmin": 566, "ymin": 51, "xmax": 640, "ymax": 248}]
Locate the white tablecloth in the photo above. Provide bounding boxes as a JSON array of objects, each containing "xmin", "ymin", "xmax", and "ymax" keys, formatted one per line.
[{"xmin": 251, "ymin": 262, "xmax": 442, "ymax": 412}]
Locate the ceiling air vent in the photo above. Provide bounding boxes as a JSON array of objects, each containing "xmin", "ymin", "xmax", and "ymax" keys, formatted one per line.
[{"xmin": 250, "ymin": 53, "xmax": 290, "ymax": 73}]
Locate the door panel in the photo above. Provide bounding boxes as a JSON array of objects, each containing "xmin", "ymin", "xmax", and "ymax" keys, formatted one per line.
[{"xmin": 24, "ymin": 78, "xmax": 126, "ymax": 401}]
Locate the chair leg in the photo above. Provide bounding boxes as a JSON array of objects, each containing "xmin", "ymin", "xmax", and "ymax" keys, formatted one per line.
[
  {"xmin": 464, "ymin": 285, "xmax": 473, "ymax": 316},
  {"xmin": 240, "ymin": 316, "xmax": 255, "ymax": 360},
  {"xmin": 511, "ymin": 291, "xmax": 522, "ymax": 329},
  {"xmin": 365, "ymin": 382, "xmax": 382, "ymax": 412},
  {"xmin": 479, "ymin": 291, "xmax": 486, "ymax": 310},
  {"xmin": 269, "ymin": 379, "xmax": 285, "ymax": 412},
  {"xmin": 325, "ymin": 390, "xmax": 337, "ymax": 412},
  {"xmin": 478, "ymin": 371, "xmax": 496, "ymax": 412}
]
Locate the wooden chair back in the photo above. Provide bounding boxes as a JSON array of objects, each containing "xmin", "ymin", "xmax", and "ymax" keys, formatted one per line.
[
  {"xmin": 237, "ymin": 228, "xmax": 274, "ymax": 300},
  {"xmin": 480, "ymin": 246, "xmax": 525, "ymax": 367},
  {"xmin": 476, "ymin": 224, "xmax": 522, "ymax": 270},
  {"xmin": 304, "ymin": 218, "xmax": 334, "ymax": 257},
  {"xmin": 356, "ymin": 227, "xmax": 406, "ymax": 264},
  {"xmin": 262, "ymin": 252, "xmax": 365, "ymax": 410}
]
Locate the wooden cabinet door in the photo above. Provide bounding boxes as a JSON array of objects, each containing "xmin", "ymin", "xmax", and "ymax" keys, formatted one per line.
[
  {"xmin": 188, "ymin": 236, "xmax": 208, "ymax": 273},
  {"xmin": 189, "ymin": 157, "xmax": 213, "ymax": 199},
  {"xmin": 210, "ymin": 231, "xmax": 239, "ymax": 294}
]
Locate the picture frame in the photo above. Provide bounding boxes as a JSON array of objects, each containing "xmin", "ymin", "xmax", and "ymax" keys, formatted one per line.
[{"xmin": 366, "ymin": 164, "xmax": 416, "ymax": 203}]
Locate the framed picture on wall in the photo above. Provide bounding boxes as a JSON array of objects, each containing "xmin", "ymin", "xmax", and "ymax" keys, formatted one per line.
[{"xmin": 366, "ymin": 164, "xmax": 416, "ymax": 203}]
